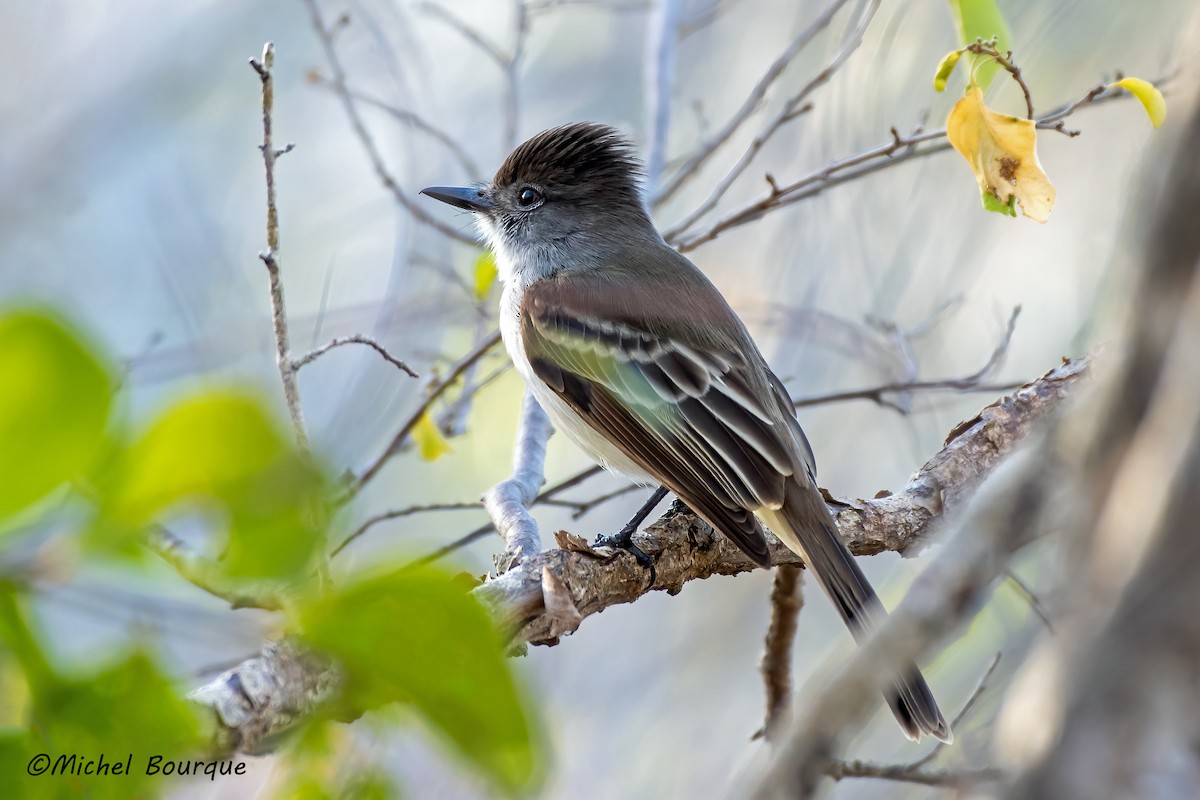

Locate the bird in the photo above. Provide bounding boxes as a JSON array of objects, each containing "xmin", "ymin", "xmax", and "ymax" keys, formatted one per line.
[{"xmin": 421, "ymin": 121, "xmax": 951, "ymax": 743}]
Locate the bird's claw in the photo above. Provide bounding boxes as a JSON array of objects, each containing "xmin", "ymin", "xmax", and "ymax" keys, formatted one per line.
[{"xmin": 592, "ymin": 525, "xmax": 656, "ymax": 585}]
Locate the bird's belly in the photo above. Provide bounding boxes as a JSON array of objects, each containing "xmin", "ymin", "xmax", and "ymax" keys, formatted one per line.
[{"xmin": 529, "ymin": 377, "xmax": 659, "ymax": 485}]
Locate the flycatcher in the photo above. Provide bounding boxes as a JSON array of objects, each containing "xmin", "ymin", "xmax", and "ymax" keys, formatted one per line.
[{"xmin": 422, "ymin": 122, "xmax": 950, "ymax": 743}]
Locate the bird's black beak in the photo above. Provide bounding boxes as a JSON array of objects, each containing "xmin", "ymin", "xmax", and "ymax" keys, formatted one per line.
[{"xmin": 420, "ymin": 185, "xmax": 494, "ymax": 212}]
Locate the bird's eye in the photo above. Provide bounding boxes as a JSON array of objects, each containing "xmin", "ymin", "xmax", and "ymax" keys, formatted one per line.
[{"xmin": 517, "ymin": 187, "xmax": 543, "ymax": 207}]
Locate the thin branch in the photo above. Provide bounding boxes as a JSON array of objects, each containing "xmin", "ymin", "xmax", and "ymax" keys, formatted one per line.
[
  {"xmin": 663, "ymin": 0, "xmax": 881, "ymax": 241},
  {"xmin": 306, "ymin": 75, "xmax": 481, "ymax": 176},
  {"xmin": 302, "ymin": 0, "xmax": 479, "ymax": 246},
  {"xmin": 147, "ymin": 526, "xmax": 286, "ymax": 612},
  {"xmin": 526, "ymin": 0, "xmax": 650, "ymax": 12},
  {"xmin": 792, "ymin": 306, "xmax": 1021, "ymax": 409},
  {"xmin": 417, "ymin": 0, "xmax": 528, "ymax": 150},
  {"xmin": 293, "ymin": 334, "xmax": 419, "ymax": 377},
  {"xmin": 823, "ymin": 762, "xmax": 1005, "ymax": 788},
  {"xmin": 653, "ymin": 0, "xmax": 853, "ymax": 206},
  {"xmin": 545, "ymin": 483, "xmax": 643, "ymax": 519},
  {"xmin": 487, "ymin": 390, "xmax": 555, "ymax": 571},
  {"xmin": 678, "ymin": 0, "xmax": 733, "ymax": 39},
  {"xmin": 671, "ymin": 79, "xmax": 1149, "ymax": 251},
  {"xmin": 965, "ymin": 39, "xmax": 1035, "ymax": 119},
  {"xmin": 347, "ymin": 329, "xmax": 503, "ymax": 499},
  {"xmin": 757, "ymin": 566, "xmax": 804, "ymax": 742},
  {"xmin": 250, "ymin": 43, "xmax": 308, "ymax": 448},
  {"xmin": 905, "ymin": 651, "xmax": 1002, "ymax": 770},
  {"xmin": 409, "ymin": 465, "xmax": 606, "ymax": 567},
  {"xmin": 1004, "ymin": 569, "xmax": 1055, "ymax": 632},
  {"xmin": 331, "ymin": 502, "xmax": 482, "ymax": 558}
]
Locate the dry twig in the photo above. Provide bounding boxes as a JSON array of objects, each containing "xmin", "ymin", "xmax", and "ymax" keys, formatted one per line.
[{"xmin": 757, "ymin": 565, "xmax": 804, "ymax": 742}]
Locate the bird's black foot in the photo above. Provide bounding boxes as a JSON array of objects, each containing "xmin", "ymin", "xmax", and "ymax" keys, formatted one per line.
[
  {"xmin": 593, "ymin": 527, "xmax": 656, "ymax": 585},
  {"xmin": 591, "ymin": 485, "xmax": 669, "ymax": 584}
]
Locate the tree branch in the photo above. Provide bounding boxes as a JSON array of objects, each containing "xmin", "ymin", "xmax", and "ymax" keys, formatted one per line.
[
  {"xmin": 486, "ymin": 390, "xmax": 554, "ymax": 571},
  {"xmin": 192, "ymin": 639, "xmax": 341, "ymax": 756},
  {"xmin": 663, "ymin": 0, "xmax": 881, "ymax": 242},
  {"xmin": 344, "ymin": 329, "xmax": 502, "ymax": 502},
  {"xmin": 147, "ymin": 526, "xmax": 286, "ymax": 612},
  {"xmin": 302, "ymin": 0, "xmax": 479, "ymax": 246},
  {"xmin": 652, "ymin": 0, "xmax": 854, "ymax": 206},
  {"xmin": 670, "ymin": 80, "xmax": 1150, "ymax": 251},
  {"xmin": 249, "ymin": 43, "xmax": 308, "ymax": 448},
  {"xmin": 757, "ymin": 565, "xmax": 803, "ymax": 742},
  {"xmin": 293, "ymin": 334, "xmax": 419, "ymax": 377}
]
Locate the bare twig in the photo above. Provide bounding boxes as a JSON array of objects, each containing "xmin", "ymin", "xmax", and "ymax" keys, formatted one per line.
[
  {"xmin": 293, "ymin": 334, "xmax": 419, "ymax": 377},
  {"xmin": 302, "ymin": 0, "xmax": 478, "ymax": 246},
  {"xmin": 147, "ymin": 526, "xmax": 286, "ymax": 612},
  {"xmin": 678, "ymin": 0, "xmax": 733, "ymax": 39},
  {"xmin": 348, "ymin": 329, "xmax": 503, "ymax": 499},
  {"xmin": 418, "ymin": 0, "xmax": 529, "ymax": 149},
  {"xmin": 526, "ymin": 0, "xmax": 650, "ymax": 12},
  {"xmin": 1004, "ymin": 569, "xmax": 1055, "ymax": 632},
  {"xmin": 331, "ymin": 501, "xmax": 482, "ymax": 558},
  {"xmin": 965, "ymin": 39, "xmax": 1035, "ymax": 119},
  {"xmin": 823, "ymin": 762, "xmax": 1005, "ymax": 787},
  {"xmin": 905, "ymin": 651, "xmax": 1002, "ymax": 770},
  {"xmin": 792, "ymin": 306, "xmax": 1021, "ymax": 410},
  {"xmin": 306, "ymin": 75, "xmax": 481, "ymax": 176},
  {"xmin": 671, "ymin": 79, "xmax": 1150, "ymax": 250},
  {"xmin": 407, "ymin": 465, "xmax": 608, "ymax": 568},
  {"xmin": 487, "ymin": 390, "xmax": 555, "ymax": 571},
  {"xmin": 543, "ymin": 483, "xmax": 642, "ymax": 519},
  {"xmin": 653, "ymin": 0, "xmax": 853, "ymax": 206},
  {"xmin": 663, "ymin": 0, "xmax": 881, "ymax": 241},
  {"xmin": 250, "ymin": 43, "xmax": 308, "ymax": 448},
  {"xmin": 757, "ymin": 566, "xmax": 804, "ymax": 742}
]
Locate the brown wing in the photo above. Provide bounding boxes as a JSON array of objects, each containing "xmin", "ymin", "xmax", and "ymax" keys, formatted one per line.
[{"xmin": 521, "ymin": 272, "xmax": 806, "ymax": 568}]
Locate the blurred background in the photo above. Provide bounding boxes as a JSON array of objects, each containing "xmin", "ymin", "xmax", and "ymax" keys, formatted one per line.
[{"xmin": 1, "ymin": 0, "xmax": 1195, "ymax": 796}]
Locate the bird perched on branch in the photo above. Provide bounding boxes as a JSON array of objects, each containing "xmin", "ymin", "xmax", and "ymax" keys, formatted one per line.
[{"xmin": 422, "ymin": 122, "xmax": 950, "ymax": 743}]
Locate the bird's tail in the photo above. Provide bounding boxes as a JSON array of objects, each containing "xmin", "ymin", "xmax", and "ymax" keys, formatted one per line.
[{"xmin": 760, "ymin": 479, "xmax": 952, "ymax": 743}]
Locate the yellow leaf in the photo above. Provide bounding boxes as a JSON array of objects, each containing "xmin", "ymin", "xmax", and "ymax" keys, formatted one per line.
[
  {"xmin": 473, "ymin": 251, "xmax": 498, "ymax": 302},
  {"xmin": 933, "ymin": 50, "xmax": 962, "ymax": 92},
  {"xmin": 946, "ymin": 86, "xmax": 1055, "ymax": 223},
  {"xmin": 1112, "ymin": 77, "xmax": 1166, "ymax": 129},
  {"xmin": 413, "ymin": 411, "xmax": 452, "ymax": 461}
]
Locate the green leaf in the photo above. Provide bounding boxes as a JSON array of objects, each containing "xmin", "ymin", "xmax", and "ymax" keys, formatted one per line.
[
  {"xmin": 299, "ymin": 567, "xmax": 542, "ymax": 793},
  {"xmin": 1112, "ymin": 77, "xmax": 1166, "ymax": 128},
  {"xmin": 933, "ymin": 49, "xmax": 962, "ymax": 92},
  {"xmin": 0, "ymin": 309, "xmax": 112, "ymax": 523},
  {"xmin": 981, "ymin": 188, "xmax": 1018, "ymax": 217},
  {"xmin": 0, "ymin": 587, "xmax": 202, "ymax": 799},
  {"xmin": 112, "ymin": 392, "xmax": 287, "ymax": 520},
  {"xmin": 948, "ymin": 0, "xmax": 1012, "ymax": 90},
  {"xmin": 412, "ymin": 411, "xmax": 453, "ymax": 462},
  {"xmin": 107, "ymin": 391, "xmax": 327, "ymax": 579},
  {"xmin": 473, "ymin": 251, "xmax": 498, "ymax": 302}
]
